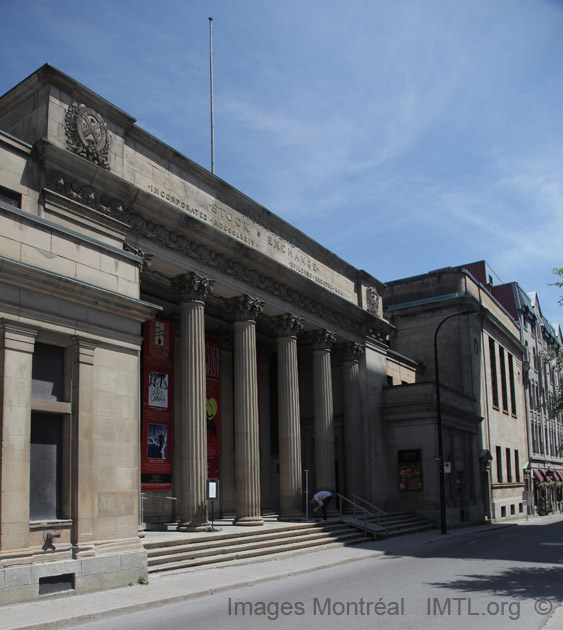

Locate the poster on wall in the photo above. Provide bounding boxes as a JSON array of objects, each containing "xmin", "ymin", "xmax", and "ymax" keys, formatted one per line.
[
  {"xmin": 398, "ymin": 449, "xmax": 423, "ymax": 491},
  {"xmin": 206, "ymin": 334, "xmax": 221, "ymax": 480},
  {"xmin": 142, "ymin": 319, "xmax": 175, "ymax": 491}
]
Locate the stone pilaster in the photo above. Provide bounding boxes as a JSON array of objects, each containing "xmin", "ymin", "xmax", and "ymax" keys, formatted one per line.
[
  {"xmin": 173, "ymin": 273, "xmax": 213, "ymax": 531},
  {"xmin": 340, "ymin": 342, "xmax": 364, "ymax": 499},
  {"xmin": 270, "ymin": 314, "xmax": 304, "ymax": 519},
  {"xmin": 303, "ymin": 329, "xmax": 336, "ymax": 494},
  {"xmin": 71, "ymin": 337, "xmax": 97, "ymax": 556},
  {"xmin": 0, "ymin": 322, "xmax": 37, "ymax": 552},
  {"xmin": 227, "ymin": 296, "xmax": 264, "ymax": 526}
]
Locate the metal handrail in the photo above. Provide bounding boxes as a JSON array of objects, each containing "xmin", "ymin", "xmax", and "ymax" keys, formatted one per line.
[
  {"xmin": 350, "ymin": 493, "xmax": 386, "ymax": 525},
  {"xmin": 337, "ymin": 493, "xmax": 372, "ymax": 538}
]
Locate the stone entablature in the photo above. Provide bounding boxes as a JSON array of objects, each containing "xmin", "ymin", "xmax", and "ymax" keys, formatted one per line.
[
  {"xmin": 144, "ymin": 182, "xmax": 356, "ymax": 302},
  {"xmin": 35, "ymin": 167, "xmax": 388, "ymax": 341},
  {"xmin": 0, "ymin": 65, "xmax": 383, "ymax": 309}
]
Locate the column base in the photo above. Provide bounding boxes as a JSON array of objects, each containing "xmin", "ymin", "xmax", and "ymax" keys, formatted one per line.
[
  {"xmin": 177, "ymin": 520, "xmax": 210, "ymax": 532},
  {"xmin": 233, "ymin": 515, "xmax": 264, "ymax": 526}
]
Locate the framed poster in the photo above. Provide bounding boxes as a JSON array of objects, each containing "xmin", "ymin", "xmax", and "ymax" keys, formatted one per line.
[
  {"xmin": 141, "ymin": 319, "xmax": 175, "ymax": 491},
  {"xmin": 398, "ymin": 449, "xmax": 423, "ymax": 491},
  {"xmin": 206, "ymin": 334, "xmax": 221, "ymax": 480}
]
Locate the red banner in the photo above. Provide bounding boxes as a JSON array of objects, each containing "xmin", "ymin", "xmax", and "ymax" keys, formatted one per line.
[
  {"xmin": 206, "ymin": 334, "xmax": 221, "ymax": 479},
  {"xmin": 142, "ymin": 319, "xmax": 175, "ymax": 491}
]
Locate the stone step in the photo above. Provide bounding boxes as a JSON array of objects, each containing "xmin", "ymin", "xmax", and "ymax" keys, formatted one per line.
[
  {"xmin": 144, "ymin": 522, "xmax": 365, "ymax": 573},
  {"xmin": 147, "ymin": 524, "xmax": 354, "ymax": 560},
  {"xmin": 148, "ymin": 531, "xmax": 365, "ymax": 573},
  {"xmin": 143, "ymin": 521, "xmax": 316, "ymax": 550},
  {"xmin": 148, "ymin": 526, "xmax": 356, "ymax": 566},
  {"xmin": 350, "ymin": 512, "xmax": 433, "ymax": 538}
]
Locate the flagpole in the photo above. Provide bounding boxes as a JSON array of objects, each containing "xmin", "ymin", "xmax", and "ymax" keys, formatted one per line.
[{"xmin": 209, "ymin": 17, "xmax": 215, "ymax": 174}]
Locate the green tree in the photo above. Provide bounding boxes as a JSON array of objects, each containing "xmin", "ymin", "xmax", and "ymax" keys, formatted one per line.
[{"xmin": 553, "ymin": 267, "xmax": 563, "ymax": 306}]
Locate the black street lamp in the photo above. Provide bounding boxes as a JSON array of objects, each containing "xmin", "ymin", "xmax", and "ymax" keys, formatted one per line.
[{"xmin": 434, "ymin": 308, "xmax": 479, "ymax": 534}]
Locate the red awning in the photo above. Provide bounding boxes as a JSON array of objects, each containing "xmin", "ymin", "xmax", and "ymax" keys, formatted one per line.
[
  {"xmin": 533, "ymin": 469, "xmax": 546, "ymax": 482},
  {"xmin": 550, "ymin": 470, "xmax": 563, "ymax": 481}
]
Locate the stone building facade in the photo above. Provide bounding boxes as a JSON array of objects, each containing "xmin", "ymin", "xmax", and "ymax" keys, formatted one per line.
[
  {"xmin": 383, "ymin": 264, "xmax": 528, "ymax": 525},
  {"xmin": 0, "ymin": 65, "xmax": 397, "ymax": 603},
  {"xmin": 475, "ymin": 270, "xmax": 563, "ymax": 512},
  {"xmin": 1, "ymin": 65, "xmax": 555, "ymax": 605}
]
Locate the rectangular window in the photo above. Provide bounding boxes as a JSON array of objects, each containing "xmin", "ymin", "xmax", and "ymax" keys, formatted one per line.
[
  {"xmin": 499, "ymin": 347, "xmax": 508, "ymax": 412},
  {"xmin": 506, "ymin": 447, "xmax": 512, "ymax": 482},
  {"xmin": 515, "ymin": 450, "xmax": 520, "ymax": 482},
  {"xmin": 32, "ymin": 343, "xmax": 65, "ymax": 401},
  {"xmin": 30, "ymin": 342, "xmax": 71, "ymax": 522},
  {"xmin": 496, "ymin": 446, "xmax": 503, "ymax": 483},
  {"xmin": 0, "ymin": 184, "xmax": 22, "ymax": 208},
  {"xmin": 489, "ymin": 338, "xmax": 499, "ymax": 408},
  {"xmin": 508, "ymin": 354, "xmax": 517, "ymax": 415},
  {"xmin": 532, "ymin": 423, "xmax": 539, "ymax": 453},
  {"xmin": 30, "ymin": 412, "xmax": 63, "ymax": 520}
]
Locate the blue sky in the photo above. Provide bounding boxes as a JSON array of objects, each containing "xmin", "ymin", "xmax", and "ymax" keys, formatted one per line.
[{"xmin": 1, "ymin": 0, "xmax": 562, "ymax": 324}]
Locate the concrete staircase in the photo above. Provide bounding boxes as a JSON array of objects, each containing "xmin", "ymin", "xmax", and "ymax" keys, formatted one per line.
[
  {"xmin": 379, "ymin": 512, "xmax": 433, "ymax": 537},
  {"xmin": 144, "ymin": 521, "xmax": 365, "ymax": 574},
  {"xmin": 342, "ymin": 511, "xmax": 433, "ymax": 539}
]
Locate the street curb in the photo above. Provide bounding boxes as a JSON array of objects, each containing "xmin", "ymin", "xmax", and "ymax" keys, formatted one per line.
[{"xmin": 9, "ymin": 550, "xmax": 384, "ymax": 630}]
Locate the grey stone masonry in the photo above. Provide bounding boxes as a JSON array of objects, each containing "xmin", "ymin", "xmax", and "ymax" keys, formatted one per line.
[
  {"xmin": 174, "ymin": 273, "xmax": 213, "ymax": 531},
  {"xmin": 341, "ymin": 342, "xmax": 364, "ymax": 498},
  {"xmin": 304, "ymin": 329, "xmax": 337, "ymax": 495},
  {"xmin": 271, "ymin": 314, "xmax": 304, "ymax": 519},
  {"xmin": 227, "ymin": 296, "xmax": 264, "ymax": 526}
]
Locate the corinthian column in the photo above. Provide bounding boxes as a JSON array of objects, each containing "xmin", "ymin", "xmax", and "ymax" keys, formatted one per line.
[
  {"xmin": 270, "ymin": 314, "xmax": 304, "ymax": 519},
  {"xmin": 227, "ymin": 295, "xmax": 264, "ymax": 526},
  {"xmin": 340, "ymin": 342, "xmax": 364, "ymax": 499},
  {"xmin": 173, "ymin": 272, "xmax": 213, "ymax": 531},
  {"xmin": 304, "ymin": 329, "xmax": 336, "ymax": 494}
]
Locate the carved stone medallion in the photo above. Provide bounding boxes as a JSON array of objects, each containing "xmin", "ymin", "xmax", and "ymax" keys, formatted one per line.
[{"xmin": 65, "ymin": 102, "xmax": 111, "ymax": 169}]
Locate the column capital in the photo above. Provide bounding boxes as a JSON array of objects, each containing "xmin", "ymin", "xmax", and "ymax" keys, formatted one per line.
[
  {"xmin": 270, "ymin": 313, "xmax": 303, "ymax": 338},
  {"xmin": 301, "ymin": 329, "xmax": 336, "ymax": 351},
  {"xmin": 172, "ymin": 272, "xmax": 214, "ymax": 304},
  {"xmin": 226, "ymin": 295, "xmax": 264, "ymax": 322},
  {"xmin": 335, "ymin": 341, "xmax": 364, "ymax": 363}
]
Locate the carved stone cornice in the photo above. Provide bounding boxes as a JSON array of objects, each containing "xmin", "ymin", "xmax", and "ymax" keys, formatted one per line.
[
  {"xmin": 46, "ymin": 170, "xmax": 127, "ymax": 221},
  {"xmin": 123, "ymin": 242, "xmax": 153, "ymax": 271},
  {"xmin": 300, "ymin": 329, "xmax": 336, "ymax": 351},
  {"xmin": 361, "ymin": 322, "xmax": 389, "ymax": 344},
  {"xmin": 172, "ymin": 272, "xmax": 214, "ymax": 304},
  {"xmin": 225, "ymin": 295, "xmax": 264, "ymax": 322},
  {"xmin": 270, "ymin": 314, "xmax": 304, "ymax": 338},
  {"xmin": 42, "ymin": 171, "xmax": 389, "ymax": 341}
]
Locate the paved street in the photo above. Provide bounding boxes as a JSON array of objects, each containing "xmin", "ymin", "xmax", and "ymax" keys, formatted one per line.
[{"xmin": 67, "ymin": 516, "xmax": 563, "ymax": 630}]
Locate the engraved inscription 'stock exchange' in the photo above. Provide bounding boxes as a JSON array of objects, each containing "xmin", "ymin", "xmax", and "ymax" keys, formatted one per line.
[{"xmin": 146, "ymin": 183, "xmax": 354, "ymax": 302}]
